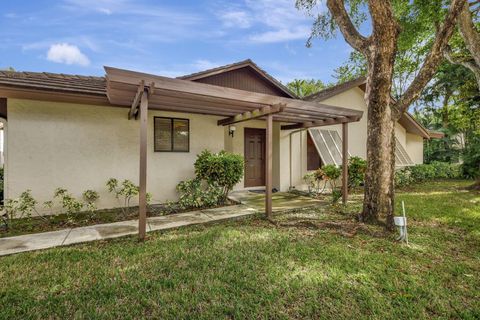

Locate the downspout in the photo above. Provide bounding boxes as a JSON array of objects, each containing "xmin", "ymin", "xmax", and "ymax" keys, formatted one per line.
[{"xmin": 289, "ymin": 128, "xmax": 307, "ymax": 190}]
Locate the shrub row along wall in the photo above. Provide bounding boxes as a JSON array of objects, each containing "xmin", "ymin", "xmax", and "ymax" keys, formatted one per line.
[{"xmin": 395, "ymin": 162, "xmax": 463, "ymax": 187}]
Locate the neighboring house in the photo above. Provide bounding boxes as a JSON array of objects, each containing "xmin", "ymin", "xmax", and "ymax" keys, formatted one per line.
[{"xmin": 0, "ymin": 59, "xmax": 430, "ymax": 212}]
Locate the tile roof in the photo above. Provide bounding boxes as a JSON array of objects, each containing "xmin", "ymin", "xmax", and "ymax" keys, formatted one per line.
[{"xmin": 0, "ymin": 70, "xmax": 106, "ymax": 96}]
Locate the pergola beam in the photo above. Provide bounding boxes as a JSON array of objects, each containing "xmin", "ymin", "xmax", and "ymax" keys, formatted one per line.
[
  {"xmin": 128, "ymin": 80, "xmax": 144, "ymax": 120},
  {"xmin": 105, "ymin": 66, "xmax": 364, "ymax": 119},
  {"xmin": 280, "ymin": 116, "xmax": 358, "ymax": 130},
  {"xmin": 217, "ymin": 104, "xmax": 285, "ymax": 126}
]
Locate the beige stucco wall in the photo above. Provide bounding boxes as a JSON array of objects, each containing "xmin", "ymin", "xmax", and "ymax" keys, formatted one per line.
[
  {"xmin": 395, "ymin": 122, "xmax": 407, "ymax": 149},
  {"xmin": 319, "ymin": 87, "xmax": 368, "ymax": 159},
  {"xmin": 288, "ymin": 87, "xmax": 424, "ymax": 189},
  {"xmin": 6, "ymin": 98, "xmax": 225, "ymax": 212},
  {"xmin": 406, "ymin": 133, "xmax": 424, "ymax": 164}
]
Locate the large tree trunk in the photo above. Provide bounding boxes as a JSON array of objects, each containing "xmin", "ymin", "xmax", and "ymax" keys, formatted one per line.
[
  {"xmin": 323, "ymin": 0, "xmax": 465, "ymax": 231},
  {"xmin": 360, "ymin": 0, "xmax": 399, "ymax": 231},
  {"xmin": 361, "ymin": 70, "xmax": 397, "ymax": 230}
]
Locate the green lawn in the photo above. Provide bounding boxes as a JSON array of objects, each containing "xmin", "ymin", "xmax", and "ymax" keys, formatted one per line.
[{"xmin": 1, "ymin": 180, "xmax": 479, "ymax": 319}]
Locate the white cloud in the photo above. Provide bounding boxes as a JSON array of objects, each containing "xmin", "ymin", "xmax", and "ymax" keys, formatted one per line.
[
  {"xmin": 216, "ymin": 0, "xmax": 325, "ymax": 44},
  {"xmin": 46, "ymin": 43, "xmax": 90, "ymax": 66},
  {"xmin": 249, "ymin": 26, "xmax": 311, "ymax": 43},
  {"xmin": 192, "ymin": 59, "xmax": 223, "ymax": 71},
  {"xmin": 219, "ymin": 10, "xmax": 252, "ymax": 28}
]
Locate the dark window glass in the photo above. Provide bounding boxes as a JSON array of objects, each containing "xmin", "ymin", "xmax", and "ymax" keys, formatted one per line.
[
  {"xmin": 307, "ymin": 133, "xmax": 322, "ymax": 170},
  {"xmin": 154, "ymin": 117, "xmax": 189, "ymax": 152}
]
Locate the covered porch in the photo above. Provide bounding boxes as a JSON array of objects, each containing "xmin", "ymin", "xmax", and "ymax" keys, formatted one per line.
[{"xmin": 104, "ymin": 66, "xmax": 363, "ymax": 240}]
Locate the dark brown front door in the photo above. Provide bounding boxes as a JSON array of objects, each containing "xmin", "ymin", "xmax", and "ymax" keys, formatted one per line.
[{"xmin": 244, "ymin": 128, "xmax": 265, "ymax": 187}]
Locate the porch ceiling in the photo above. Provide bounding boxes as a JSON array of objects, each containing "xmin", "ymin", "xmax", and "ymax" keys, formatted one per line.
[{"xmin": 104, "ymin": 66, "xmax": 363, "ymax": 128}]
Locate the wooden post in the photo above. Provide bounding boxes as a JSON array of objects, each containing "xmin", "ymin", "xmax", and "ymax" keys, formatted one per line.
[
  {"xmin": 265, "ymin": 113, "xmax": 273, "ymax": 218},
  {"xmin": 138, "ymin": 88, "xmax": 148, "ymax": 241},
  {"xmin": 342, "ymin": 122, "xmax": 348, "ymax": 205}
]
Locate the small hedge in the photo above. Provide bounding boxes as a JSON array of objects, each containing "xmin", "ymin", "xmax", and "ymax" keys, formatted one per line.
[
  {"xmin": 175, "ymin": 150, "xmax": 244, "ymax": 209},
  {"xmin": 395, "ymin": 162, "xmax": 462, "ymax": 187}
]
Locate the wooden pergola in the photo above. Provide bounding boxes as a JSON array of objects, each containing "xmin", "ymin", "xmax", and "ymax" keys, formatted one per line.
[{"xmin": 104, "ymin": 66, "xmax": 363, "ymax": 240}]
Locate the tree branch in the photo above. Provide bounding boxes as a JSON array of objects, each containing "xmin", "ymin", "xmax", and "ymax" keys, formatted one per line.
[
  {"xmin": 444, "ymin": 45, "xmax": 480, "ymax": 88},
  {"xmin": 326, "ymin": 0, "xmax": 371, "ymax": 55},
  {"xmin": 458, "ymin": 1, "xmax": 480, "ymax": 68},
  {"xmin": 393, "ymin": 0, "xmax": 467, "ymax": 120}
]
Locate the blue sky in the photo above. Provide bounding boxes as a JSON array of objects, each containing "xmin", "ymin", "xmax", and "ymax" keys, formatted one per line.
[{"xmin": 0, "ymin": 0, "xmax": 355, "ymax": 84}]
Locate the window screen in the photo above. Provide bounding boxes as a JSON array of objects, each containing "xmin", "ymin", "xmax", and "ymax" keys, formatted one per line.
[
  {"xmin": 154, "ymin": 117, "xmax": 189, "ymax": 152},
  {"xmin": 307, "ymin": 129, "xmax": 349, "ymax": 166},
  {"xmin": 395, "ymin": 138, "xmax": 414, "ymax": 166}
]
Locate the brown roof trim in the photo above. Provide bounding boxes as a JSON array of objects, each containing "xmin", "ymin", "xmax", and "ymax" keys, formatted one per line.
[
  {"xmin": 178, "ymin": 59, "xmax": 297, "ymax": 98},
  {"xmin": 303, "ymin": 76, "xmax": 367, "ymax": 101},
  {"xmin": 0, "ymin": 87, "xmax": 112, "ymax": 107},
  {"xmin": 427, "ymin": 130, "xmax": 445, "ymax": 139},
  {"xmin": 305, "ymin": 76, "xmax": 431, "ymax": 139}
]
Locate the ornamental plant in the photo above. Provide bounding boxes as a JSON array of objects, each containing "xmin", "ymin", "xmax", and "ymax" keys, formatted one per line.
[
  {"xmin": 53, "ymin": 187, "xmax": 83, "ymax": 218},
  {"xmin": 107, "ymin": 178, "xmax": 137, "ymax": 216},
  {"xmin": 347, "ymin": 156, "xmax": 367, "ymax": 189},
  {"xmin": 176, "ymin": 178, "xmax": 223, "ymax": 209},
  {"xmin": 83, "ymin": 189, "xmax": 100, "ymax": 216},
  {"xmin": 106, "ymin": 178, "xmax": 151, "ymax": 216},
  {"xmin": 2, "ymin": 190, "xmax": 40, "ymax": 229},
  {"xmin": 194, "ymin": 150, "xmax": 244, "ymax": 204}
]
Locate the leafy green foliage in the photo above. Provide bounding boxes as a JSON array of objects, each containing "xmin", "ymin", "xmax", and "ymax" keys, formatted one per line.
[
  {"xmin": 322, "ymin": 164, "xmax": 341, "ymax": 185},
  {"xmin": 194, "ymin": 150, "xmax": 244, "ymax": 204},
  {"xmin": 285, "ymin": 79, "xmax": 328, "ymax": 98},
  {"xmin": 331, "ymin": 189, "xmax": 342, "ymax": 204},
  {"xmin": 3, "ymin": 190, "xmax": 38, "ymax": 224},
  {"xmin": 176, "ymin": 178, "xmax": 223, "ymax": 210},
  {"xmin": 106, "ymin": 178, "xmax": 143, "ymax": 216},
  {"xmin": 83, "ymin": 190, "xmax": 100, "ymax": 215},
  {"xmin": 347, "ymin": 156, "xmax": 367, "ymax": 189},
  {"xmin": 53, "ymin": 188, "xmax": 83, "ymax": 218},
  {"xmin": 394, "ymin": 168, "xmax": 415, "ymax": 188},
  {"xmin": 462, "ymin": 135, "xmax": 480, "ymax": 179},
  {"xmin": 395, "ymin": 162, "xmax": 463, "ymax": 187}
]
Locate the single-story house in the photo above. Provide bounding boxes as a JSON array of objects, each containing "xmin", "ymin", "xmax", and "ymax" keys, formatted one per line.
[{"xmin": 0, "ymin": 59, "xmax": 431, "ymax": 217}]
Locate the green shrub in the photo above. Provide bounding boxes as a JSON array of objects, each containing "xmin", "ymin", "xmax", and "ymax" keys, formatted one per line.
[
  {"xmin": 3, "ymin": 190, "xmax": 38, "ymax": 223},
  {"xmin": 322, "ymin": 164, "xmax": 341, "ymax": 189},
  {"xmin": 194, "ymin": 150, "xmax": 244, "ymax": 203},
  {"xmin": 462, "ymin": 137, "xmax": 480, "ymax": 179},
  {"xmin": 395, "ymin": 162, "xmax": 463, "ymax": 187},
  {"xmin": 409, "ymin": 164, "xmax": 436, "ymax": 182},
  {"xmin": 331, "ymin": 189, "xmax": 342, "ymax": 204},
  {"xmin": 394, "ymin": 168, "xmax": 414, "ymax": 187},
  {"xmin": 53, "ymin": 188, "xmax": 83, "ymax": 218},
  {"xmin": 430, "ymin": 161, "xmax": 462, "ymax": 179},
  {"xmin": 176, "ymin": 178, "xmax": 222, "ymax": 209},
  {"xmin": 347, "ymin": 156, "xmax": 367, "ymax": 188},
  {"xmin": 83, "ymin": 190, "xmax": 99, "ymax": 215},
  {"xmin": 107, "ymin": 178, "xmax": 139, "ymax": 216},
  {"xmin": 303, "ymin": 172, "xmax": 317, "ymax": 194}
]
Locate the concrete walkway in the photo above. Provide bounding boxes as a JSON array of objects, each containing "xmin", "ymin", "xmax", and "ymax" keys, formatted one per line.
[{"xmin": 0, "ymin": 192, "xmax": 323, "ymax": 256}]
